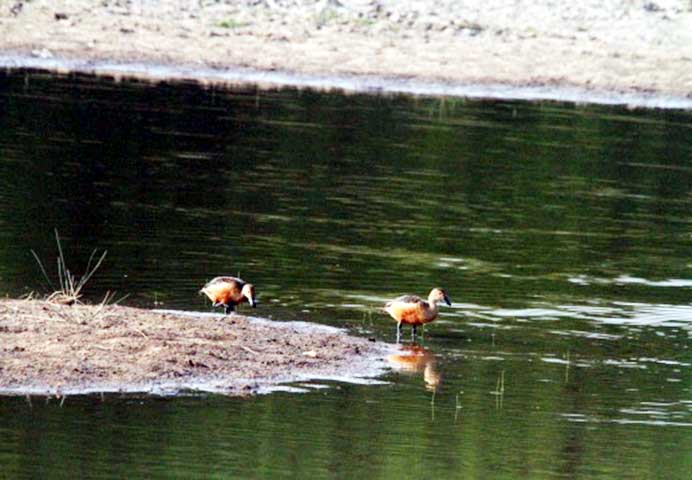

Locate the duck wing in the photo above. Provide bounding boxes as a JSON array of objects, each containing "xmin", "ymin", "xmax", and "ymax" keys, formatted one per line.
[
  {"xmin": 203, "ymin": 276, "xmax": 244, "ymax": 289},
  {"xmin": 387, "ymin": 295, "xmax": 424, "ymax": 306}
]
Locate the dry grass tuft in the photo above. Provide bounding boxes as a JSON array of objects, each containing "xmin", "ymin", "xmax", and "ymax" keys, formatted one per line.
[{"xmin": 30, "ymin": 229, "xmax": 113, "ymax": 307}]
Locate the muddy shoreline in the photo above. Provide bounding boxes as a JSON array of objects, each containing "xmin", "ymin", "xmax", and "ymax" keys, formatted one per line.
[
  {"xmin": 1, "ymin": 1, "xmax": 691, "ymax": 108},
  {"xmin": 0, "ymin": 299, "xmax": 390, "ymax": 397},
  {"xmin": 3, "ymin": 55, "xmax": 692, "ymax": 110}
]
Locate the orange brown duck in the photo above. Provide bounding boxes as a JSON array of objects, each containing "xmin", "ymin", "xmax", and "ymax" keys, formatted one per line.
[
  {"xmin": 200, "ymin": 276, "xmax": 257, "ymax": 314},
  {"xmin": 384, "ymin": 288, "xmax": 451, "ymax": 341}
]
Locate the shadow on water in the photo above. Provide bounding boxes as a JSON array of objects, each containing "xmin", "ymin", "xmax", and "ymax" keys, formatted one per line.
[{"xmin": 0, "ymin": 69, "xmax": 690, "ymax": 478}]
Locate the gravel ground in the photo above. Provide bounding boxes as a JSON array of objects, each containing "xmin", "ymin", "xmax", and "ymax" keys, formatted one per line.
[{"xmin": 1, "ymin": 1, "xmax": 691, "ymax": 101}]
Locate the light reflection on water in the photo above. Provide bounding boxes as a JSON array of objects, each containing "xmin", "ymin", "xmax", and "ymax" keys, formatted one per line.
[{"xmin": 0, "ymin": 70, "xmax": 690, "ymax": 479}]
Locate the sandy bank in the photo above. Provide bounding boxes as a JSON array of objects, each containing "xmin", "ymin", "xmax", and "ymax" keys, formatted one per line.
[
  {"xmin": 0, "ymin": 299, "xmax": 388, "ymax": 396},
  {"xmin": 1, "ymin": 1, "xmax": 691, "ymax": 107}
]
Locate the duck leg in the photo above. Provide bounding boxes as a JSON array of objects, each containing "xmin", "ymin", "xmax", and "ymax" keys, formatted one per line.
[
  {"xmin": 224, "ymin": 304, "xmax": 235, "ymax": 314},
  {"xmin": 411, "ymin": 325, "xmax": 418, "ymax": 340},
  {"xmin": 396, "ymin": 322, "xmax": 403, "ymax": 343}
]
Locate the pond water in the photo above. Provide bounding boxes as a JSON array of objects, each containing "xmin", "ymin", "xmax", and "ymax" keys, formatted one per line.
[{"xmin": 0, "ymin": 70, "xmax": 690, "ymax": 479}]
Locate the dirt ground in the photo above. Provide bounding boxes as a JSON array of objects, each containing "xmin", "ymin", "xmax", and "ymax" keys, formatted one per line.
[
  {"xmin": 0, "ymin": 298, "xmax": 388, "ymax": 396},
  {"xmin": 1, "ymin": 1, "xmax": 691, "ymax": 103}
]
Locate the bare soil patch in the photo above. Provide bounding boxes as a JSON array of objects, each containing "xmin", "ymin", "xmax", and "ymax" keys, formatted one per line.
[
  {"xmin": 0, "ymin": 298, "xmax": 388, "ymax": 396},
  {"xmin": 1, "ymin": 1, "xmax": 691, "ymax": 104}
]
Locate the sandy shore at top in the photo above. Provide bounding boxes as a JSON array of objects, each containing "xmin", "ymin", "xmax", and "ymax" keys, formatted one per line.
[
  {"xmin": 0, "ymin": 299, "xmax": 388, "ymax": 396},
  {"xmin": 1, "ymin": 1, "xmax": 692, "ymax": 106}
]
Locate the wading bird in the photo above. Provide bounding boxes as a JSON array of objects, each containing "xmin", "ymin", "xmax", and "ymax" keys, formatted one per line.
[
  {"xmin": 200, "ymin": 276, "xmax": 257, "ymax": 314},
  {"xmin": 384, "ymin": 288, "xmax": 451, "ymax": 341}
]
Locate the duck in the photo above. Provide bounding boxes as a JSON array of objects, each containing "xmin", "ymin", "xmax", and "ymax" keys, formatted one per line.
[
  {"xmin": 384, "ymin": 287, "xmax": 451, "ymax": 341},
  {"xmin": 199, "ymin": 276, "xmax": 257, "ymax": 314}
]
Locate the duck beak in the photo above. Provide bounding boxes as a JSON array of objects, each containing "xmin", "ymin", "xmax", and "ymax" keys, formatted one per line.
[
  {"xmin": 249, "ymin": 298, "xmax": 257, "ymax": 308},
  {"xmin": 444, "ymin": 295, "xmax": 451, "ymax": 306}
]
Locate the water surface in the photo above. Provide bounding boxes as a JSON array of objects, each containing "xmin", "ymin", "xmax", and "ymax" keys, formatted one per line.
[{"xmin": 0, "ymin": 70, "xmax": 690, "ymax": 479}]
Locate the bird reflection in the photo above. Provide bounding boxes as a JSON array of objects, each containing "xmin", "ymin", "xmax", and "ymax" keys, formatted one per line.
[{"xmin": 387, "ymin": 344, "xmax": 441, "ymax": 391}]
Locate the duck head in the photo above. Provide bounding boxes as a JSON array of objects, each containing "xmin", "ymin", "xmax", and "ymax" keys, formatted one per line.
[
  {"xmin": 429, "ymin": 287, "xmax": 451, "ymax": 306},
  {"xmin": 241, "ymin": 283, "xmax": 257, "ymax": 308}
]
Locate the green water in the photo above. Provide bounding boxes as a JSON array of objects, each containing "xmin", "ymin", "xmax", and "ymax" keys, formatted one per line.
[{"xmin": 0, "ymin": 70, "xmax": 690, "ymax": 479}]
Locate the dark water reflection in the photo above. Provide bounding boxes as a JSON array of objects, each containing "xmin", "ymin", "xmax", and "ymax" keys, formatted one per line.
[{"xmin": 0, "ymin": 70, "xmax": 690, "ymax": 478}]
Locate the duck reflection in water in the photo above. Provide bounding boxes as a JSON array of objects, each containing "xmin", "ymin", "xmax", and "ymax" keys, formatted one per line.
[{"xmin": 387, "ymin": 344, "xmax": 441, "ymax": 392}]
